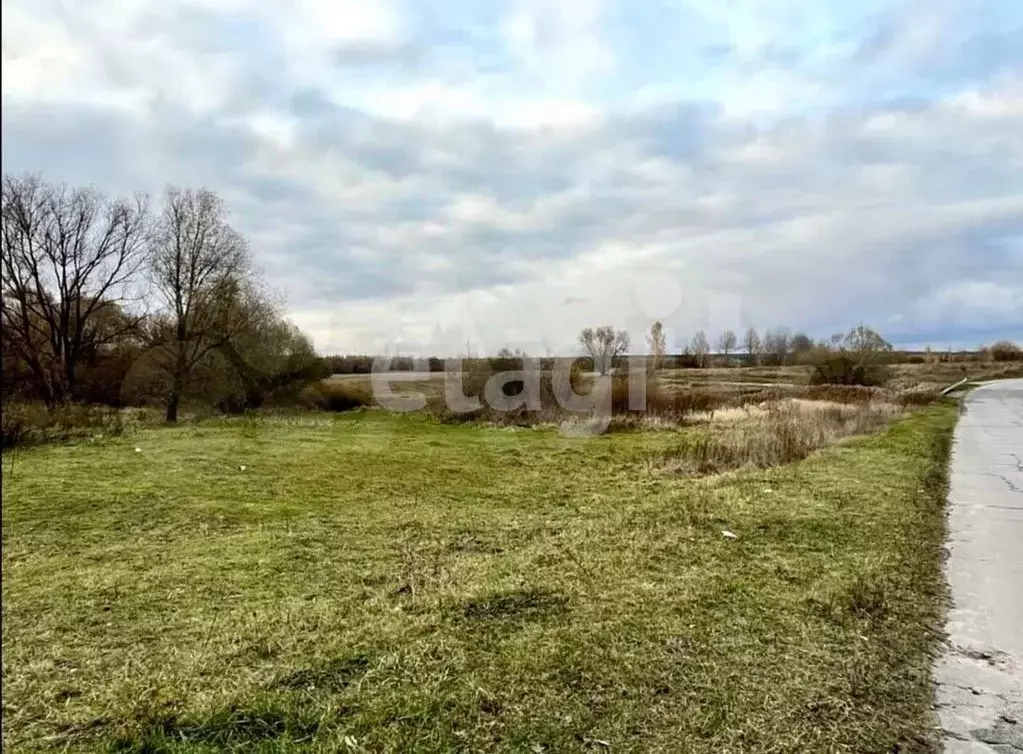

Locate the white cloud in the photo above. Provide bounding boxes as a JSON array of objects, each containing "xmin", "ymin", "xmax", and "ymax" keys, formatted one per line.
[
  {"xmin": 290, "ymin": 0, "xmax": 408, "ymax": 49},
  {"xmin": 501, "ymin": 0, "xmax": 613, "ymax": 85},
  {"xmin": 2, "ymin": 0, "xmax": 1021, "ymax": 353},
  {"xmin": 1, "ymin": 5, "xmax": 86, "ymax": 98},
  {"xmin": 1, "ymin": 0, "xmax": 246, "ymax": 117},
  {"xmin": 930, "ymin": 281, "xmax": 1022, "ymax": 315}
]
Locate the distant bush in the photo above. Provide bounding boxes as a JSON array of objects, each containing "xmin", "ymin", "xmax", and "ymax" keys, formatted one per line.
[
  {"xmin": 299, "ymin": 381, "xmax": 373, "ymax": 412},
  {"xmin": 986, "ymin": 340, "xmax": 1022, "ymax": 362},
  {"xmin": 898, "ymin": 354, "xmax": 927, "ymax": 364},
  {"xmin": 810, "ymin": 355, "xmax": 891, "ymax": 387},
  {"xmin": 661, "ymin": 354, "xmax": 701, "ymax": 369},
  {"xmin": 488, "ymin": 356, "xmax": 525, "ymax": 374},
  {"xmin": 321, "ymin": 354, "xmax": 412, "ymax": 375}
]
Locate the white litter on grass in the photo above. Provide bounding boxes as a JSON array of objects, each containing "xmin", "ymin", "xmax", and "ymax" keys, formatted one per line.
[
  {"xmin": 134, "ymin": 447, "xmax": 142, "ymax": 453},
  {"xmin": 722, "ymin": 530, "xmax": 738, "ymax": 539},
  {"xmin": 239, "ymin": 465, "xmax": 247, "ymax": 471}
]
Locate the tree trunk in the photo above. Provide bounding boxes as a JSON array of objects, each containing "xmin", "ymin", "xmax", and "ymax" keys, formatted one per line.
[
  {"xmin": 166, "ymin": 346, "xmax": 187, "ymax": 422},
  {"xmin": 165, "ymin": 377, "xmax": 182, "ymax": 422},
  {"xmin": 63, "ymin": 356, "xmax": 78, "ymax": 403},
  {"xmin": 24, "ymin": 356, "xmax": 56, "ymax": 407}
]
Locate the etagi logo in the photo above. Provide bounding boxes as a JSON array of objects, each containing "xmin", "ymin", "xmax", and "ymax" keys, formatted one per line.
[
  {"xmin": 368, "ymin": 356, "xmax": 651, "ymax": 434},
  {"xmin": 350, "ymin": 265, "xmax": 744, "ymax": 433}
]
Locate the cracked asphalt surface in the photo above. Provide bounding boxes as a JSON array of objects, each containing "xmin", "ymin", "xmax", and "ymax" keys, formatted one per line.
[{"xmin": 935, "ymin": 378, "xmax": 1023, "ymax": 752}]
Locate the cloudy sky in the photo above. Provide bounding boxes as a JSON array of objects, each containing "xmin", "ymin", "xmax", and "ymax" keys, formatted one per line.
[{"xmin": 3, "ymin": 0, "xmax": 1021, "ymax": 355}]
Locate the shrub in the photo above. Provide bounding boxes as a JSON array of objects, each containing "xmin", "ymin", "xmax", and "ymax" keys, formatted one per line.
[
  {"xmin": 1, "ymin": 400, "xmax": 27, "ymax": 449},
  {"xmin": 810, "ymin": 355, "xmax": 890, "ymax": 387},
  {"xmin": 661, "ymin": 354, "xmax": 701, "ymax": 369},
  {"xmin": 321, "ymin": 354, "xmax": 380, "ymax": 375},
  {"xmin": 987, "ymin": 340, "xmax": 1022, "ymax": 362},
  {"xmin": 486, "ymin": 355, "xmax": 526, "ymax": 373},
  {"xmin": 1, "ymin": 401, "xmax": 156, "ymax": 449},
  {"xmin": 217, "ymin": 393, "xmax": 259, "ymax": 414},
  {"xmin": 299, "ymin": 381, "xmax": 373, "ymax": 412}
]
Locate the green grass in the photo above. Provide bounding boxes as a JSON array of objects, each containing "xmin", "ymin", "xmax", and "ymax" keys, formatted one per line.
[{"xmin": 2, "ymin": 406, "xmax": 956, "ymax": 752}]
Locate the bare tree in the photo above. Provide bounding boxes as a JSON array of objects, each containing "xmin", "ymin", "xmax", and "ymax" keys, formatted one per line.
[
  {"xmin": 646, "ymin": 320, "xmax": 666, "ymax": 372},
  {"xmin": 763, "ymin": 328, "xmax": 791, "ymax": 366},
  {"xmin": 716, "ymin": 329, "xmax": 737, "ymax": 365},
  {"xmin": 840, "ymin": 324, "xmax": 892, "ymax": 365},
  {"xmin": 148, "ymin": 187, "xmax": 250, "ymax": 421},
  {"xmin": 579, "ymin": 326, "xmax": 630, "ymax": 375},
  {"xmin": 690, "ymin": 330, "xmax": 710, "ymax": 368},
  {"xmin": 743, "ymin": 327, "xmax": 761, "ymax": 366},
  {"xmin": 1, "ymin": 174, "xmax": 151, "ymax": 404}
]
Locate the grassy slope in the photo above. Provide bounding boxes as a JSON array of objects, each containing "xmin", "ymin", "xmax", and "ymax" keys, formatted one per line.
[{"xmin": 2, "ymin": 407, "xmax": 955, "ymax": 753}]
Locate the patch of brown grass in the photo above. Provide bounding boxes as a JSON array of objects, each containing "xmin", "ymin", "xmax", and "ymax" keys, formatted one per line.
[
  {"xmin": 386, "ymin": 367, "xmax": 944, "ymax": 431},
  {"xmin": 887, "ymin": 360, "xmax": 1023, "ymax": 390},
  {"xmin": 427, "ymin": 369, "xmax": 766, "ymax": 428},
  {"xmin": 660, "ymin": 399, "xmax": 904, "ymax": 475}
]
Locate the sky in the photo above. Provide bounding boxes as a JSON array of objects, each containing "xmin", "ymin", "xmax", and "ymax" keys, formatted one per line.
[{"xmin": 2, "ymin": 0, "xmax": 1022, "ymax": 356}]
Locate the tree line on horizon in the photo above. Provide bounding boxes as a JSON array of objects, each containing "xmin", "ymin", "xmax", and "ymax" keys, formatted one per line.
[
  {"xmin": 589, "ymin": 321, "xmax": 1021, "ymax": 376},
  {"xmin": 321, "ymin": 327, "xmax": 1021, "ymax": 377},
  {"xmin": 4, "ymin": 174, "xmax": 1021, "ymax": 416}
]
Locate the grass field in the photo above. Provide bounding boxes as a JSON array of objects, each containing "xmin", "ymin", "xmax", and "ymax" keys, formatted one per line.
[
  {"xmin": 324, "ymin": 360, "xmax": 1022, "ymax": 405},
  {"xmin": 2, "ymin": 405, "xmax": 955, "ymax": 752},
  {"xmin": 659, "ymin": 361, "xmax": 1022, "ymax": 389}
]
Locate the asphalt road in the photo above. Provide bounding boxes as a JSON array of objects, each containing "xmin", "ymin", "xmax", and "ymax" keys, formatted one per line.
[{"xmin": 935, "ymin": 378, "xmax": 1023, "ymax": 752}]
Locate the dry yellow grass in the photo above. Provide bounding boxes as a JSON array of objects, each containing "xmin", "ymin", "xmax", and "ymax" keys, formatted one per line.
[{"xmin": 660, "ymin": 398, "xmax": 907, "ymax": 475}]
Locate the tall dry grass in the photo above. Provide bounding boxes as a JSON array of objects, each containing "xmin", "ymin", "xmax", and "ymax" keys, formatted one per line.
[
  {"xmin": 660, "ymin": 399, "xmax": 905, "ymax": 475},
  {"xmin": 427, "ymin": 368, "xmax": 743, "ymax": 426},
  {"xmin": 422, "ymin": 365, "xmax": 943, "ymax": 431},
  {"xmin": 1, "ymin": 402, "xmax": 160, "ymax": 449}
]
